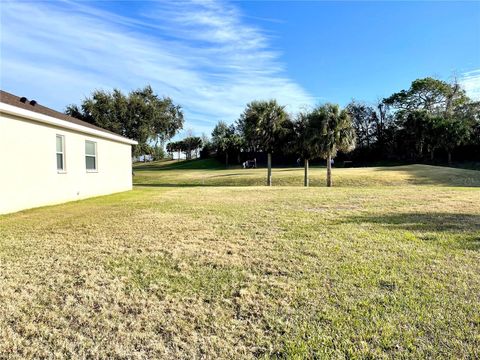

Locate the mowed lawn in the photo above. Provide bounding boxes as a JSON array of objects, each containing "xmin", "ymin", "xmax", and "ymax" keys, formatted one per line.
[
  {"xmin": 1, "ymin": 164, "xmax": 479, "ymax": 358},
  {"xmin": 133, "ymin": 159, "xmax": 480, "ymax": 187}
]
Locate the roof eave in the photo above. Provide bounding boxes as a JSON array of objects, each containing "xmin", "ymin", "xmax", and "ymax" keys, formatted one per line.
[{"xmin": 0, "ymin": 102, "xmax": 138, "ymax": 145}]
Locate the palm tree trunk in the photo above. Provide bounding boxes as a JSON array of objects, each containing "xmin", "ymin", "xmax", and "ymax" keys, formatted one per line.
[
  {"xmin": 304, "ymin": 159, "xmax": 309, "ymax": 187},
  {"xmin": 430, "ymin": 149, "xmax": 434, "ymax": 161},
  {"xmin": 326, "ymin": 155, "xmax": 332, "ymax": 187},
  {"xmin": 225, "ymin": 153, "xmax": 229, "ymax": 168},
  {"xmin": 267, "ymin": 153, "xmax": 272, "ymax": 186},
  {"xmin": 448, "ymin": 151, "xmax": 452, "ymax": 165}
]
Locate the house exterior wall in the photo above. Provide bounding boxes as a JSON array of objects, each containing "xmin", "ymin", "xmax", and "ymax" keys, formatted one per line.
[{"xmin": 0, "ymin": 112, "xmax": 134, "ymax": 214}]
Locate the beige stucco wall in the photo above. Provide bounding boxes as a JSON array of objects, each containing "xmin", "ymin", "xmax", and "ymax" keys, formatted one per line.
[{"xmin": 0, "ymin": 112, "xmax": 133, "ymax": 214}]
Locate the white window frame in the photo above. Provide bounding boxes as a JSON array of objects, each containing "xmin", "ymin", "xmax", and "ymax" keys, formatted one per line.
[
  {"xmin": 85, "ymin": 140, "xmax": 98, "ymax": 172},
  {"xmin": 56, "ymin": 134, "xmax": 66, "ymax": 173}
]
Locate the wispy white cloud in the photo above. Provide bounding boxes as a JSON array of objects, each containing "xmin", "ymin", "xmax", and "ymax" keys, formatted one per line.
[
  {"xmin": 460, "ymin": 69, "xmax": 480, "ymax": 100},
  {"xmin": 0, "ymin": 0, "xmax": 314, "ymax": 135}
]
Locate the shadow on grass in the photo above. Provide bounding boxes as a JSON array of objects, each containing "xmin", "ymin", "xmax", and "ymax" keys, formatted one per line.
[
  {"xmin": 134, "ymin": 158, "xmax": 225, "ymax": 171},
  {"xmin": 373, "ymin": 164, "xmax": 480, "ymax": 187},
  {"xmin": 134, "ymin": 183, "xmax": 220, "ymax": 188},
  {"xmin": 346, "ymin": 212, "xmax": 480, "ymax": 232},
  {"xmin": 344, "ymin": 212, "xmax": 480, "ymax": 250},
  {"xmin": 209, "ymin": 172, "xmax": 248, "ymax": 178}
]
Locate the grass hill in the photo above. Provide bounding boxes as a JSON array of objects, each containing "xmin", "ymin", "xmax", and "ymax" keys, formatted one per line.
[
  {"xmin": 133, "ymin": 160, "xmax": 480, "ymax": 188},
  {"xmin": 1, "ymin": 161, "xmax": 479, "ymax": 357}
]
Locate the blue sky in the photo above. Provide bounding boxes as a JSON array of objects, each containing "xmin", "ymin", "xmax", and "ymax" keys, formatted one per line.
[{"xmin": 1, "ymin": 1, "xmax": 479, "ymax": 137}]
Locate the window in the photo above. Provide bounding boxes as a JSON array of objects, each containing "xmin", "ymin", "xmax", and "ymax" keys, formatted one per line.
[
  {"xmin": 85, "ymin": 140, "xmax": 97, "ymax": 171},
  {"xmin": 56, "ymin": 135, "xmax": 65, "ymax": 171}
]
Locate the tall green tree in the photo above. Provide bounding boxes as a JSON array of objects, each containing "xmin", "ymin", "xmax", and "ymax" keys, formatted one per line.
[
  {"xmin": 382, "ymin": 77, "xmax": 477, "ymax": 163},
  {"xmin": 166, "ymin": 142, "xmax": 174, "ymax": 159},
  {"xmin": 238, "ymin": 100, "xmax": 290, "ymax": 186},
  {"xmin": 66, "ymin": 86, "xmax": 184, "ymax": 156},
  {"xmin": 180, "ymin": 136, "xmax": 203, "ymax": 160},
  {"xmin": 423, "ymin": 115, "xmax": 445, "ymax": 161},
  {"xmin": 308, "ymin": 104, "xmax": 356, "ymax": 187},
  {"xmin": 454, "ymin": 100, "xmax": 480, "ymax": 147},
  {"xmin": 383, "ymin": 77, "xmax": 469, "ymax": 115},
  {"xmin": 167, "ymin": 140, "xmax": 183, "ymax": 160},
  {"xmin": 167, "ymin": 137, "xmax": 203, "ymax": 160},
  {"xmin": 293, "ymin": 112, "xmax": 314, "ymax": 187},
  {"xmin": 211, "ymin": 121, "xmax": 242, "ymax": 168},
  {"xmin": 396, "ymin": 110, "xmax": 433, "ymax": 160},
  {"xmin": 437, "ymin": 117, "xmax": 472, "ymax": 164},
  {"xmin": 346, "ymin": 101, "xmax": 377, "ymax": 148}
]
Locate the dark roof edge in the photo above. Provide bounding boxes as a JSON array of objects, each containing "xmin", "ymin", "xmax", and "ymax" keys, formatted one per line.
[{"xmin": 0, "ymin": 90, "xmax": 137, "ymax": 145}]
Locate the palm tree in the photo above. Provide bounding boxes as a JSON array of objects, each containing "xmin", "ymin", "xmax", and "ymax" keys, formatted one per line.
[
  {"xmin": 212, "ymin": 121, "xmax": 230, "ymax": 167},
  {"xmin": 239, "ymin": 100, "xmax": 289, "ymax": 186},
  {"xmin": 308, "ymin": 104, "xmax": 356, "ymax": 187},
  {"xmin": 211, "ymin": 121, "xmax": 242, "ymax": 168},
  {"xmin": 293, "ymin": 112, "xmax": 313, "ymax": 187},
  {"xmin": 165, "ymin": 142, "xmax": 173, "ymax": 159}
]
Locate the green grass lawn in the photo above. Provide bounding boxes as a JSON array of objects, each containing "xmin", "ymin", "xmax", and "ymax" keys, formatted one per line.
[
  {"xmin": 1, "ymin": 163, "xmax": 479, "ymax": 358},
  {"xmin": 133, "ymin": 159, "xmax": 480, "ymax": 187}
]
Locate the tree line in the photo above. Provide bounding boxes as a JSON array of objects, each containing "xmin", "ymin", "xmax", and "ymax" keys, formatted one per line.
[
  {"xmin": 166, "ymin": 137, "xmax": 203, "ymax": 160},
  {"xmin": 66, "ymin": 77, "xmax": 479, "ymax": 187},
  {"xmin": 205, "ymin": 100, "xmax": 355, "ymax": 187},
  {"xmin": 201, "ymin": 77, "xmax": 479, "ymax": 186},
  {"xmin": 347, "ymin": 77, "xmax": 479, "ymax": 164}
]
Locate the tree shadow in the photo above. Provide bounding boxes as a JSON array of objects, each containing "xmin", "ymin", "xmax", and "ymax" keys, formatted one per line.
[
  {"xmin": 373, "ymin": 164, "xmax": 480, "ymax": 187},
  {"xmin": 343, "ymin": 212, "xmax": 480, "ymax": 250},
  {"xmin": 133, "ymin": 183, "xmax": 222, "ymax": 188},
  {"xmin": 209, "ymin": 172, "xmax": 248, "ymax": 178},
  {"xmin": 346, "ymin": 212, "xmax": 480, "ymax": 232},
  {"xmin": 134, "ymin": 158, "xmax": 225, "ymax": 171}
]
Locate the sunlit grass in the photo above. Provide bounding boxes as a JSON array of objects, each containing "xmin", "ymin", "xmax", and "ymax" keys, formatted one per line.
[
  {"xmin": 1, "ymin": 165, "xmax": 479, "ymax": 358},
  {"xmin": 134, "ymin": 161, "xmax": 480, "ymax": 187}
]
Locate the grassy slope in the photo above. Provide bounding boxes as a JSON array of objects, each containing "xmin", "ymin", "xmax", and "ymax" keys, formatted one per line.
[
  {"xmin": 134, "ymin": 159, "xmax": 480, "ymax": 187},
  {"xmin": 1, "ymin": 164, "xmax": 479, "ymax": 358}
]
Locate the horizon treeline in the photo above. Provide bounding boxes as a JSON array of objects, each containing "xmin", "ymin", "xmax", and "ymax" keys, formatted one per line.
[
  {"xmin": 65, "ymin": 77, "xmax": 479, "ymax": 166},
  {"xmin": 194, "ymin": 77, "xmax": 479, "ymax": 167}
]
